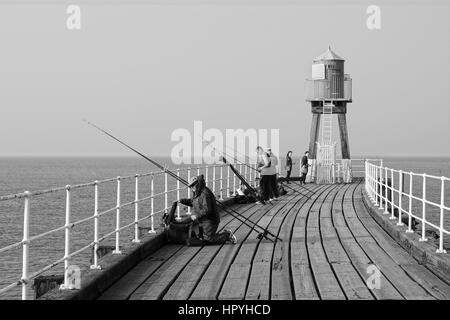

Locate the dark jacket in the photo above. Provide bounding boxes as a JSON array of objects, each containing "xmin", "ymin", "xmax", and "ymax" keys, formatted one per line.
[
  {"xmin": 285, "ymin": 156, "xmax": 292, "ymax": 170},
  {"xmin": 179, "ymin": 175, "xmax": 220, "ymax": 225},
  {"xmin": 301, "ymin": 155, "xmax": 308, "ymax": 167}
]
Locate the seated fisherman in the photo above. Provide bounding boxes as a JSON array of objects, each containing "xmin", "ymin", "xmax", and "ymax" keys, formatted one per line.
[{"xmin": 179, "ymin": 174, "xmax": 237, "ymax": 245}]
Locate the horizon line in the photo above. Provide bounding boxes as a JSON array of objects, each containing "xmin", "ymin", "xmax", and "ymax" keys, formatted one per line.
[{"xmin": 1, "ymin": 154, "xmax": 450, "ymax": 158}]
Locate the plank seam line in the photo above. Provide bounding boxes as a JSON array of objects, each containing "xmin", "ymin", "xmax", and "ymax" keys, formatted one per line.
[
  {"xmin": 345, "ymin": 179, "xmax": 404, "ymax": 299},
  {"xmin": 315, "ymin": 183, "xmax": 349, "ymax": 299},
  {"xmin": 160, "ymin": 203, "xmax": 260, "ymax": 300},
  {"xmin": 269, "ymin": 184, "xmax": 327, "ymax": 300},
  {"xmin": 303, "ymin": 183, "xmax": 341, "ymax": 300},
  {"xmin": 331, "ymin": 181, "xmax": 377, "ymax": 300},
  {"xmin": 184, "ymin": 203, "xmax": 266, "ymax": 300},
  {"xmin": 125, "ymin": 203, "xmax": 256, "ymax": 299},
  {"xmin": 216, "ymin": 189, "xmax": 304, "ymax": 300},
  {"xmin": 354, "ymin": 180, "xmax": 420, "ymax": 299},
  {"xmin": 285, "ymin": 184, "xmax": 328, "ymax": 300},
  {"xmin": 360, "ymin": 185, "xmax": 448, "ymax": 299}
]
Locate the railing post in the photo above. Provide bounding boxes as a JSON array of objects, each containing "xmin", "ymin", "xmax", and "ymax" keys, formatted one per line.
[
  {"xmin": 371, "ymin": 164, "xmax": 375, "ymax": 199},
  {"xmin": 233, "ymin": 163, "xmax": 236, "ymax": 196},
  {"xmin": 133, "ymin": 174, "xmax": 140, "ymax": 243},
  {"xmin": 419, "ymin": 174, "xmax": 428, "ymax": 242},
  {"xmin": 113, "ymin": 177, "xmax": 122, "ymax": 254},
  {"xmin": 21, "ymin": 191, "xmax": 31, "ymax": 300},
  {"xmin": 397, "ymin": 170, "xmax": 404, "ymax": 226},
  {"xmin": 164, "ymin": 171, "xmax": 168, "ymax": 213},
  {"xmin": 227, "ymin": 165, "xmax": 230, "ymax": 197},
  {"xmin": 219, "ymin": 165, "xmax": 223, "ymax": 200},
  {"xmin": 364, "ymin": 160, "xmax": 368, "ymax": 192},
  {"xmin": 380, "ymin": 166, "xmax": 384, "ymax": 211},
  {"xmin": 187, "ymin": 168, "xmax": 191, "ymax": 215},
  {"xmin": 367, "ymin": 163, "xmax": 370, "ymax": 196},
  {"xmin": 406, "ymin": 172, "xmax": 414, "ymax": 233},
  {"xmin": 176, "ymin": 169, "xmax": 180, "ymax": 219},
  {"xmin": 212, "ymin": 165, "xmax": 216, "ymax": 194},
  {"xmin": 205, "ymin": 166, "xmax": 209, "ymax": 187},
  {"xmin": 383, "ymin": 167, "xmax": 389, "ymax": 214},
  {"xmin": 244, "ymin": 163, "xmax": 248, "ymax": 185},
  {"xmin": 149, "ymin": 174, "xmax": 155, "ymax": 232},
  {"xmin": 62, "ymin": 185, "xmax": 72, "ymax": 289},
  {"xmin": 249, "ymin": 162, "xmax": 253, "ymax": 187},
  {"xmin": 90, "ymin": 181, "xmax": 101, "ymax": 269},
  {"xmin": 436, "ymin": 177, "xmax": 447, "ymax": 253},
  {"xmin": 389, "ymin": 169, "xmax": 395, "ymax": 220},
  {"xmin": 374, "ymin": 164, "xmax": 379, "ymax": 205}
]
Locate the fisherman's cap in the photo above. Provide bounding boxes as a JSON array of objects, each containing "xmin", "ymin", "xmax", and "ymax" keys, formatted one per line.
[{"xmin": 188, "ymin": 176, "xmax": 198, "ymax": 188}]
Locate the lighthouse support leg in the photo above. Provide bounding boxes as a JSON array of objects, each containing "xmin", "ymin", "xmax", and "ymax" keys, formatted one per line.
[
  {"xmin": 337, "ymin": 113, "xmax": 352, "ymax": 182},
  {"xmin": 308, "ymin": 113, "xmax": 321, "ymax": 182}
]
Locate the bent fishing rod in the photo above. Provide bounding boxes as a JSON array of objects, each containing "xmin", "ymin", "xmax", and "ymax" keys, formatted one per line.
[
  {"xmin": 84, "ymin": 120, "xmax": 282, "ymax": 242},
  {"xmin": 221, "ymin": 138, "xmax": 315, "ymax": 194},
  {"xmin": 218, "ymin": 156, "xmax": 271, "ymax": 206},
  {"xmin": 205, "ymin": 138, "xmax": 316, "ymax": 194},
  {"xmin": 201, "ymin": 138, "xmax": 314, "ymax": 199}
]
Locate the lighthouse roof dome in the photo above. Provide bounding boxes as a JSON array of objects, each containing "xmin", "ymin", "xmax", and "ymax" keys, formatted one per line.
[{"xmin": 313, "ymin": 46, "xmax": 345, "ymax": 62}]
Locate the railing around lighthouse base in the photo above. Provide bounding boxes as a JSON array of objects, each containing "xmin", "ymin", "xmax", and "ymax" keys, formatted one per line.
[
  {"xmin": 308, "ymin": 158, "xmax": 382, "ymax": 184},
  {"xmin": 365, "ymin": 160, "xmax": 449, "ymax": 254}
]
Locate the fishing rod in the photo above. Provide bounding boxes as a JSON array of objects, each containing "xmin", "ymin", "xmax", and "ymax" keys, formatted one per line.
[
  {"xmin": 201, "ymin": 138, "xmax": 314, "ymax": 199},
  {"xmin": 205, "ymin": 138, "xmax": 316, "ymax": 194},
  {"xmin": 200, "ymin": 136, "xmax": 315, "ymax": 194},
  {"xmin": 218, "ymin": 156, "xmax": 270, "ymax": 206},
  {"xmin": 84, "ymin": 120, "xmax": 282, "ymax": 242}
]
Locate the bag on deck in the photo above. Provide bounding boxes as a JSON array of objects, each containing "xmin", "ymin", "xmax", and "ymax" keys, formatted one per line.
[
  {"xmin": 162, "ymin": 201, "xmax": 196, "ymax": 245},
  {"xmin": 234, "ymin": 194, "xmax": 257, "ymax": 204},
  {"xmin": 278, "ymin": 184, "xmax": 287, "ymax": 196}
]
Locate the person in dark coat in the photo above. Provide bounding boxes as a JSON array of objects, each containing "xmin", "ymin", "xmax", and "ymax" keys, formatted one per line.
[
  {"xmin": 300, "ymin": 151, "xmax": 310, "ymax": 184},
  {"xmin": 267, "ymin": 148, "xmax": 279, "ymax": 200},
  {"xmin": 179, "ymin": 174, "xmax": 236, "ymax": 245},
  {"xmin": 285, "ymin": 151, "xmax": 294, "ymax": 183}
]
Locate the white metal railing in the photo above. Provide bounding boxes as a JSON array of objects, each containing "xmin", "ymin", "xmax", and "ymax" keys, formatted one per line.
[
  {"xmin": 365, "ymin": 160, "xmax": 449, "ymax": 254},
  {"xmin": 305, "ymin": 158, "xmax": 382, "ymax": 183},
  {"xmin": 0, "ymin": 162, "xmax": 256, "ymax": 300}
]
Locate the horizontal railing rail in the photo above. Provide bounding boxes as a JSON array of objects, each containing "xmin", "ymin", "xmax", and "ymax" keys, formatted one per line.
[
  {"xmin": 0, "ymin": 162, "xmax": 259, "ymax": 300},
  {"xmin": 365, "ymin": 160, "xmax": 449, "ymax": 254}
]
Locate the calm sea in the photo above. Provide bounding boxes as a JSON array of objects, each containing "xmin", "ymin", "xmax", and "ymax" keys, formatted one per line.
[{"xmin": 0, "ymin": 156, "xmax": 449, "ymax": 299}]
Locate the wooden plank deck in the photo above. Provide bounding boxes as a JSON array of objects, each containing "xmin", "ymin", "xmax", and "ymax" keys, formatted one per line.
[{"xmin": 99, "ymin": 179, "xmax": 450, "ymax": 300}]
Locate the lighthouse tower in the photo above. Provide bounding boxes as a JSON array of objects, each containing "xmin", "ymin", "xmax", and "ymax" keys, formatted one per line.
[{"xmin": 305, "ymin": 46, "xmax": 353, "ymax": 183}]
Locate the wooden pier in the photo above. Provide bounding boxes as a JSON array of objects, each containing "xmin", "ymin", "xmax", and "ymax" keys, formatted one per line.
[{"xmin": 98, "ymin": 179, "xmax": 450, "ymax": 300}]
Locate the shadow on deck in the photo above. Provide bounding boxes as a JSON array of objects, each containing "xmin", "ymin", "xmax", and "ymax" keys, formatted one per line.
[{"xmin": 98, "ymin": 179, "xmax": 450, "ymax": 300}]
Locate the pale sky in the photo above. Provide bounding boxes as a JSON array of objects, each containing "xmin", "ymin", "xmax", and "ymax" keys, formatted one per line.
[{"xmin": 0, "ymin": 1, "xmax": 449, "ymax": 158}]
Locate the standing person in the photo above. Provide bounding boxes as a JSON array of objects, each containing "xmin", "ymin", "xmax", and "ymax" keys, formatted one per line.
[
  {"xmin": 300, "ymin": 151, "xmax": 310, "ymax": 184},
  {"xmin": 256, "ymin": 146, "xmax": 272, "ymax": 203},
  {"xmin": 179, "ymin": 175, "xmax": 237, "ymax": 245},
  {"xmin": 267, "ymin": 148, "xmax": 279, "ymax": 200},
  {"xmin": 285, "ymin": 151, "xmax": 293, "ymax": 184}
]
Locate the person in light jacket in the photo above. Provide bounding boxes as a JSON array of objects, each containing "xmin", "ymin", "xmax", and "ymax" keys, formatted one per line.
[{"xmin": 256, "ymin": 146, "xmax": 272, "ymax": 203}]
